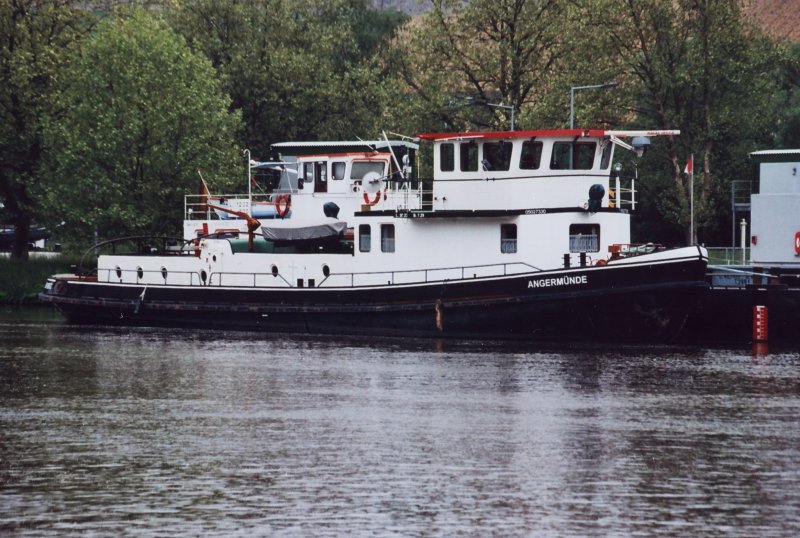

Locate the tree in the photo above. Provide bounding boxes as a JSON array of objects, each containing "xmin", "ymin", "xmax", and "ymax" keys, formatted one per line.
[
  {"xmin": 167, "ymin": 0, "xmax": 408, "ymax": 154},
  {"xmin": 387, "ymin": 0, "xmax": 582, "ymax": 132},
  {"xmin": 41, "ymin": 9, "xmax": 241, "ymax": 244},
  {"xmin": 775, "ymin": 42, "xmax": 800, "ymax": 148},
  {"xmin": 0, "ymin": 0, "xmax": 94, "ymax": 259},
  {"xmin": 590, "ymin": 0, "xmax": 785, "ymax": 245}
]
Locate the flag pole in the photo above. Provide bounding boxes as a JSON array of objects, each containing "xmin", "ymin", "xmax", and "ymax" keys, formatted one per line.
[{"xmin": 689, "ymin": 153, "xmax": 694, "ymax": 245}]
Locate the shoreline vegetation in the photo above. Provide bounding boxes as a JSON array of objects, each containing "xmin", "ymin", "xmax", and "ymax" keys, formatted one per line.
[
  {"xmin": 0, "ymin": 256, "xmax": 81, "ymax": 304},
  {"xmin": 2, "ymin": 1, "xmax": 799, "ymax": 259}
]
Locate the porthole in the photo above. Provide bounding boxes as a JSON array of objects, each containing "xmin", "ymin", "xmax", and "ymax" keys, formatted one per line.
[
  {"xmin": 212, "ymin": 255, "xmax": 217, "ymax": 262},
  {"xmin": 322, "ymin": 264, "xmax": 330, "ymax": 277},
  {"xmin": 115, "ymin": 266, "xmax": 122, "ymax": 279},
  {"xmin": 201, "ymin": 270, "xmax": 207, "ymax": 283},
  {"xmin": 271, "ymin": 265, "xmax": 279, "ymax": 277},
  {"xmin": 136, "ymin": 267, "xmax": 143, "ymax": 280},
  {"xmin": 161, "ymin": 267, "xmax": 168, "ymax": 281}
]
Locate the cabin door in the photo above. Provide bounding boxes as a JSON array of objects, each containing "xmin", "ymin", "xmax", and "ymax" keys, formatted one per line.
[{"xmin": 313, "ymin": 161, "xmax": 328, "ymax": 193}]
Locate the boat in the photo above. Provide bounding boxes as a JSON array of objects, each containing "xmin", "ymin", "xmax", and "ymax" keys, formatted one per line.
[
  {"xmin": 680, "ymin": 149, "xmax": 800, "ymax": 345},
  {"xmin": 0, "ymin": 225, "xmax": 49, "ymax": 251},
  {"xmin": 40, "ymin": 129, "xmax": 709, "ymax": 341}
]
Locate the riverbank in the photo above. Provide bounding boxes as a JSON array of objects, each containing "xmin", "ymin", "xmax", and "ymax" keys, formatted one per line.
[{"xmin": 0, "ymin": 255, "xmax": 81, "ymax": 304}]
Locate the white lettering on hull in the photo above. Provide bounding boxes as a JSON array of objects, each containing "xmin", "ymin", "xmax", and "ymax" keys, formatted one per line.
[{"xmin": 527, "ymin": 275, "xmax": 588, "ymax": 289}]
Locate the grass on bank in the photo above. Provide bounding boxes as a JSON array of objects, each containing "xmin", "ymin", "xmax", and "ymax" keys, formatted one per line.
[{"xmin": 0, "ymin": 255, "xmax": 83, "ymax": 304}]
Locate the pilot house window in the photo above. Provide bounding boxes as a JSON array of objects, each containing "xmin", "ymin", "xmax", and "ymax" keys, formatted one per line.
[
  {"xmin": 482, "ymin": 141, "xmax": 512, "ymax": 171},
  {"xmin": 501, "ymin": 224, "xmax": 517, "ymax": 253},
  {"xmin": 440, "ymin": 143, "xmax": 455, "ymax": 172},
  {"xmin": 551, "ymin": 142, "xmax": 596, "ymax": 170},
  {"xmin": 460, "ymin": 142, "xmax": 479, "ymax": 171},
  {"xmin": 520, "ymin": 141, "xmax": 543, "ymax": 170}
]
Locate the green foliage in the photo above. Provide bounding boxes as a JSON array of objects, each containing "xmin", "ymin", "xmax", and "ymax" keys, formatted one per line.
[
  {"xmin": 0, "ymin": 255, "xmax": 82, "ymax": 303},
  {"xmin": 168, "ymin": 0, "xmax": 408, "ymax": 155},
  {"xmin": 0, "ymin": 0, "xmax": 94, "ymax": 258},
  {"xmin": 41, "ymin": 8, "xmax": 242, "ymax": 244},
  {"xmin": 2, "ymin": 0, "xmax": 798, "ymax": 252},
  {"xmin": 579, "ymin": 0, "xmax": 787, "ymax": 245},
  {"xmin": 387, "ymin": 0, "xmax": 577, "ymax": 132}
]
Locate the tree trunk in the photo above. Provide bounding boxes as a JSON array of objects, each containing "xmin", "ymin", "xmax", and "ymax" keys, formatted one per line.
[{"xmin": 11, "ymin": 212, "xmax": 31, "ymax": 261}]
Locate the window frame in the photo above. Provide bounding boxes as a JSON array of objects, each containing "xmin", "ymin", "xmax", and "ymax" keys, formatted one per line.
[
  {"xmin": 482, "ymin": 141, "xmax": 513, "ymax": 171},
  {"xmin": 550, "ymin": 141, "xmax": 597, "ymax": 170},
  {"xmin": 359, "ymin": 224, "xmax": 371, "ymax": 253},
  {"xmin": 440, "ymin": 143, "xmax": 455, "ymax": 172},
  {"xmin": 460, "ymin": 142, "xmax": 479, "ymax": 172},
  {"xmin": 500, "ymin": 223, "xmax": 517, "ymax": 254},
  {"xmin": 519, "ymin": 140, "xmax": 543, "ymax": 170},
  {"xmin": 380, "ymin": 224, "xmax": 395, "ymax": 253},
  {"xmin": 568, "ymin": 223, "xmax": 600, "ymax": 253}
]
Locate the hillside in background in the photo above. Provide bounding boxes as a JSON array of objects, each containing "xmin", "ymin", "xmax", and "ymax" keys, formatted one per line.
[
  {"xmin": 749, "ymin": 0, "xmax": 800, "ymax": 41},
  {"xmin": 373, "ymin": 0, "xmax": 427, "ymax": 16}
]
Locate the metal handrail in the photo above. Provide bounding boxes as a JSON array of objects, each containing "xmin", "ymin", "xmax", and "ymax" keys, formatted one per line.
[
  {"xmin": 78, "ymin": 235, "xmax": 193, "ymax": 276},
  {"xmin": 105, "ymin": 260, "xmax": 543, "ymax": 289}
]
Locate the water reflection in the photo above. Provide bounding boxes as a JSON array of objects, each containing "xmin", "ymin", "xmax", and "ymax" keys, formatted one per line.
[{"xmin": 1, "ymin": 308, "xmax": 799, "ymax": 536}]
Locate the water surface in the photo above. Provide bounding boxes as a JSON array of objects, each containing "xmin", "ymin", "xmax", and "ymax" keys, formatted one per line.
[{"xmin": 1, "ymin": 306, "xmax": 799, "ymax": 536}]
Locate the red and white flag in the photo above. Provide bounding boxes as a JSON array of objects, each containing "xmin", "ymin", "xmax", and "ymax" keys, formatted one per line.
[{"xmin": 684, "ymin": 154, "xmax": 693, "ymax": 174}]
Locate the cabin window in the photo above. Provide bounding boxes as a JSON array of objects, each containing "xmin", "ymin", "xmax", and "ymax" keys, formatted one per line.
[
  {"xmin": 501, "ymin": 224, "xmax": 517, "ymax": 253},
  {"xmin": 303, "ymin": 163, "xmax": 314, "ymax": 185},
  {"xmin": 332, "ymin": 161, "xmax": 346, "ymax": 180},
  {"xmin": 351, "ymin": 161, "xmax": 385, "ymax": 180},
  {"xmin": 359, "ymin": 224, "xmax": 371, "ymax": 252},
  {"xmin": 600, "ymin": 142, "xmax": 612, "ymax": 170},
  {"xmin": 482, "ymin": 141, "xmax": 512, "ymax": 171},
  {"xmin": 520, "ymin": 141, "xmax": 543, "ymax": 170},
  {"xmin": 569, "ymin": 224, "xmax": 600, "ymax": 252},
  {"xmin": 460, "ymin": 142, "xmax": 479, "ymax": 172},
  {"xmin": 551, "ymin": 142, "xmax": 596, "ymax": 170},
  {"xmin": 440, "ymin": 143, "xmax": 455, "ymax": 172},
  {"xmin": 381, "ymin": 224, "xmax": 395, "ymax": 253}
]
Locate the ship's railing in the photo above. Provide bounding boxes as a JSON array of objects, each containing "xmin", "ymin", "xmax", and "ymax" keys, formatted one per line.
[
  {"xmin": 183, "ymin": 184, "xmax": 431, "ymax": 218},
  {"xmin": 77, "ymin": 236, "xmax": 194, "ymax": 277},
  {"xmin": 569, "ymin": 234, "xmax": 598, "ymax": 253},
  {"xmin": 706, "ymin": 247, "xmax": 750, "ymax": 265},
  {"xmin": 185, "ymin": 192, "xmax": 275, "ymax": 220},
  {"xmin": 95, "ymin": 258, "xmax": 542, "ymax": 288},
  {"xmin": 98, "ymin": 266, "xmax": 206, "ymax": 286},
  {"xmin": 318, "ymin": 261, "xmax": 542, "ymax": 288},
  {"xmin": 608, "ymin": 175, "xmax": 637, "ymax": 210},
  {"xmin": 198, "ymin": 261, "xmax": 542, "ymax": 288}
]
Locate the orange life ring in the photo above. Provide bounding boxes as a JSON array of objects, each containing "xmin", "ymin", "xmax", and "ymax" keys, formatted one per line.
[
  {"xmin": 275, "ymin": 194, "xmax": 291, "ymax": 217},
  {"xmin": 363, "ymin": 190, "xmax": 382, "ymax": 206}
]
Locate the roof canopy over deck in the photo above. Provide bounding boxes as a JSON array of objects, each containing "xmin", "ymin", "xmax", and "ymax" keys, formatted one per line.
[{"xmin": 417, "ymin": 129, "xmax": 679, "ymax": 141}]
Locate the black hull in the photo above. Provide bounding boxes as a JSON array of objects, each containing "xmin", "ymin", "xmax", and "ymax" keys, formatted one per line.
[
  {"xmin": 41, "ymin": 251, "xmax": 708, "ymax": 343},
  {"xmin": 680, "ymin": 285, "xmax": 800, "ymax": 345}
]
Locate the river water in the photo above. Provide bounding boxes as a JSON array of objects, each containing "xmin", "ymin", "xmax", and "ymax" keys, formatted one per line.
[{"xmin": 1, "ymin": 307, "xmax": 799, "ymax": 537}]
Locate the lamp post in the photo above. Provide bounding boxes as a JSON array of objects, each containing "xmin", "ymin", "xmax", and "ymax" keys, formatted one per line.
[
  {"xmin": 466, "ymin": 97, "xmax": 516, "ymax": 130},
  {"xmin": 485, "ymin": 102, "xmax": 516, "ymax": 131},
  {"xmin": 569, "ymin": 82, "xmax": 618, "ymax": 129}
]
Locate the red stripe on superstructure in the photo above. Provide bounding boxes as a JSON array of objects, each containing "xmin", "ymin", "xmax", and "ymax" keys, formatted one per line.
[
  {"xmin": 296, "ymin": 152, "xmax": 392, "ymax": 160},
  {"xmin": 416, "ymin": 129, "xmax": 608, "ymax": 141}
]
